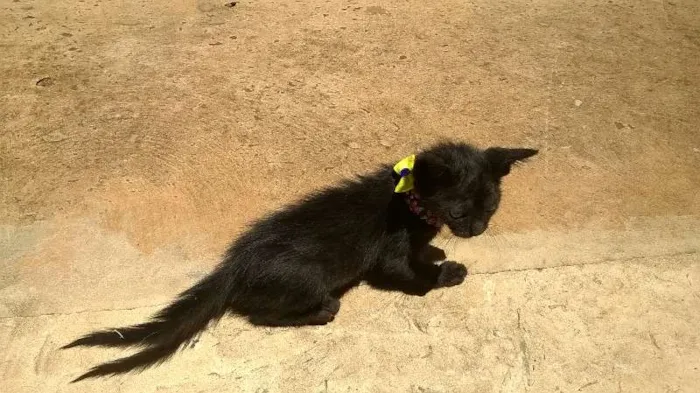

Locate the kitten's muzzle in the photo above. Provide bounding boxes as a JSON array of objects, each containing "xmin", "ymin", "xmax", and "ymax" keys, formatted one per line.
[
  {"xmin": 450, "ymin": 220, "xmax": 487, "ymax": 238},
  {"xmin": 469, "ymin": 221, "xmax": 487, "ymax": 237}
]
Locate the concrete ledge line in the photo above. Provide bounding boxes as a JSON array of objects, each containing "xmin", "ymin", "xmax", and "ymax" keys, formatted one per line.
[
  {"xmin": 0, "ymin": 302, "xmax": 169, "ymax": 321},
  {"xmin": 2, "ymin": 250, "xmax": 696, "ymax": 321},
  {"xmin": 468, "ymin": 250, "xmax": 698, "ymax": 276}
]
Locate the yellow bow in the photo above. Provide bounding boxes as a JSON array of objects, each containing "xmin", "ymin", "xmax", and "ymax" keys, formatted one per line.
[{"xmin": 393, "ymin": 154, "xmax": 416, "ymax": 193}]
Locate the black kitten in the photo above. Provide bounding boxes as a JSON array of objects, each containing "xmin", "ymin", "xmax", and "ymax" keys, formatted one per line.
[{"xmin": 63, "ymin": 141, "xmax": 537, "ymax": 382}]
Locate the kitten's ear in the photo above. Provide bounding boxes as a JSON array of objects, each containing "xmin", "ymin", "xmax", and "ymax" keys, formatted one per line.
[
  {"xmin": 413, "ymin": 153, "xmax": 452, "ymax": 195},
  {"xmin": 485, "ymin": 147, "xmax": 538, "ymax": 177}
]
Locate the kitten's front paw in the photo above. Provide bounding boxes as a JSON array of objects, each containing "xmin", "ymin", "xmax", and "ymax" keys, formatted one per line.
[{"xmin": 436, "ymin": 261, "xmax": 468, "ymax": 287}]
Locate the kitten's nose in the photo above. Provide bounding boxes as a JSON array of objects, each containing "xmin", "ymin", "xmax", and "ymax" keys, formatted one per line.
[{"xmin": 470, "ymin": 221, "xmax": 487, "ymax": 236}]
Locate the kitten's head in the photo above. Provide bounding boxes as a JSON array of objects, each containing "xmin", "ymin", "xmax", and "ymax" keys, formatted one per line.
[{"xmin": 412, "ymin": 142, "xmax": 537, "ymax": 238}]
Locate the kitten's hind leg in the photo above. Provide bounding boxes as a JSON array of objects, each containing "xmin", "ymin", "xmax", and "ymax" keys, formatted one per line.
[
  {"xmin": 248, "ymin": 295, "xmax": 340, "ymax": 327},
  {"xmin": 248, "ymin": 309, "xmax": 334, "ymax": 327},
  {"xmin": 321, "ymin": 295, "xmax": 341, "ymax": 315}
]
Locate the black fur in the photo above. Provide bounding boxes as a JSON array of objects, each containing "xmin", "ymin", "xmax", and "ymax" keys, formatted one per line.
[{"xmin": 63, "ymin": 141, "xmax": 537, "ymax": 382}]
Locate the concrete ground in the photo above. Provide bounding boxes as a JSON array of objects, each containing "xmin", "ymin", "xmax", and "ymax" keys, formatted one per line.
[{"xmin": 1, "ymin": 0, "xmax": 699, "ymax": 392}]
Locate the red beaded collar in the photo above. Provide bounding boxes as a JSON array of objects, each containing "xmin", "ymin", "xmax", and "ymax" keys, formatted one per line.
[{"xmin": 405, "ymin": 191, "xmax": 443, "ymax": 228}]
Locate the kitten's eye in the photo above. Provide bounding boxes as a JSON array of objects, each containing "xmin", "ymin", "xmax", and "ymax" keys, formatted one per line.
[{"xmin": 449, "ymin": 207, "xmax": 467, "ymax": 219}]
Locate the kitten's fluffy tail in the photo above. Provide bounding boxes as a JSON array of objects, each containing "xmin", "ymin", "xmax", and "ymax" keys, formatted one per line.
[{"xmin": 63, "ymin": 271, "xmax": 231, "ymax": 382}]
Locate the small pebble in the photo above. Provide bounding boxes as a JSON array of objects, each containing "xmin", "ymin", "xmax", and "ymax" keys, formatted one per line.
[
  {"xmin": 574, "ymin": 99, "xmax": 582, "ymax": 107},
  {"xmin": 348, "ymin": 142, "xmax": 360, "ymax": 149}
]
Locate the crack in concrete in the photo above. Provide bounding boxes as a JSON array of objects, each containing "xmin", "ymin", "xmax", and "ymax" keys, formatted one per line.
[{"xmin": 469, "ymin": 250, "xmax": 698, "ymax": 276}]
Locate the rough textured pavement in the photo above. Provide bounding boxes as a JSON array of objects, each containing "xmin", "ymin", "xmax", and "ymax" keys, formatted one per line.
[{"xmin": 1, "ymin": 0, "xmax": 699, "ymax": 392}]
